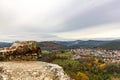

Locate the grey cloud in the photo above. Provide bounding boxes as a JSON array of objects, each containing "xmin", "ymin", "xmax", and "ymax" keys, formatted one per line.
[
  {"xmin": 1, "ymin": 0, "xmax": 116, "ymax": 33},
  {"xmin": 56, "ymin": 0, "xmax": 120, "ymax": 32},
  {"xmin": 0, "ymin": 0, "xmax": 119, "ymax": 41},
  {"xmin": 0, "ymin": 32, "xmax": 61, "ymax": 42},
  {"xmin": 0, "ymin": 7, "xmax": 15, "ymax": 27}
]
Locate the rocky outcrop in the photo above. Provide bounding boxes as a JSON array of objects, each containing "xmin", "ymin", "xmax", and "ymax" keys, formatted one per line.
[
  {"xmin": 0, "ymin": 41, "xmax": 41, "ymax": 61},
  {"xmin": 0, "ymin": 61, "xmax": 71, "ymax": 80},
  {"xmin": 0, "ymin": 41, "xmax": 72, "ymax": 80}
]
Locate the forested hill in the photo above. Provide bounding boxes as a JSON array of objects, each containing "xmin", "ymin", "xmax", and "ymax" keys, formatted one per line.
[
  {"xmin": 97, "ymin": 40, "xmax": 120, "ymax": 50},
  {"xmin": 1, "ymin": 40, "xmax": 120, "ymax": 50}
]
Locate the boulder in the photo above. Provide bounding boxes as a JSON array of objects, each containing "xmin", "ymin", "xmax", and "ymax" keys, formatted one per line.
[{"xmin": 0, "ymin": 41, "xmax": 41, "ymax": 61}]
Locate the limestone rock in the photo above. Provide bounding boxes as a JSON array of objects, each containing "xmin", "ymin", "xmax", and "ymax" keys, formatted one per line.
[
  {"xmin": 0, "ymin": 41, "xmax": 41, "ymax": 61},
  {"xmin": 0, "ymin": 61, "xmax": 71, "ymax": 80}
]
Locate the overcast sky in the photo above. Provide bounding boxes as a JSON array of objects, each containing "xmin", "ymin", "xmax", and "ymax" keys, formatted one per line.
[{"xmin": 0, "ymin": 0, "xmax": 120, "ymax": 42}]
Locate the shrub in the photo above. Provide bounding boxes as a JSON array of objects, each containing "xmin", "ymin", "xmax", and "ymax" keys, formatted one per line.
[
  {"xmin": 105, "ymin": 64, "xmax": 120, "ymax": 74},
  {"xmin": 55, "ymin": 51, "xmax": 72, "ymax": 59},
  {"xmin": 98, "ymin": 64, "xmax": 106, "ymax": 70},
  {"xmin": 52, "ymin": 59, "xmax": 80, "ymax": 70},
  {"xmin": 39, "ymin": 53, "xmax": 56, "ymax": 62},
  {"xmin": 75, "ymin": 72, "xmax": 89, "ymax": 80}
]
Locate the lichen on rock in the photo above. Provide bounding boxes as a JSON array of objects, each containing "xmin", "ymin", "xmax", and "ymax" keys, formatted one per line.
[{"xmin": 0, "ymin": 41, "xmax": 41, "ymax": 61}]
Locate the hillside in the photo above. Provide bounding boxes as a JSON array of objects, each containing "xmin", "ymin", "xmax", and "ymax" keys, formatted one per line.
[
  {"xmin": 1, "ymin": 40, "xmax": 119, "ymax": 50},
  {"xmin": 97, "ymin": 40, "xmax": 120, "ymax": 50},
  {"xmin": 54, "ymin": 40, "xmax": 109, "ymax": 48},
  {"xmin": 38, "ymin": 40, "xmax": 109, "ymax": 50},
  {"xmin": 38, "ymin": 41, "xmax": 65, "ymax": 50}
]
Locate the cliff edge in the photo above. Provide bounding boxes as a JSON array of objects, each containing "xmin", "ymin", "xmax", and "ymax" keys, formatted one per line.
[{"xmin": 0, "ymin": 61, "xmax": 71, "ymax": 80}]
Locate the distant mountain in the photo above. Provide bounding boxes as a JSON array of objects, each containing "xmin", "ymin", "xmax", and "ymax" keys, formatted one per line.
[
  {"xmin": 38, "ymin": 40, "xmax": 110, "ymax": 50},
  {"xmin": 54, "ymin": 40, "xmax": 83, "ymax": 46},
  {"xmin": 0, "ymin": 42, "xmax": 12, "ymax": 48},
  {"xmin": 54, "ymin": 40, "xmax": 109, "ymax": 48},
  {"xmin": 38, "ymin": 41, "xmax": 65, "ymax": 50},
  {"xmin": 97, "ymin": 40, "xmax": 120, "ymax": 50},
  {"xmin": 1, "ymin": 40, "xmax": 120, "ymax": 50}
]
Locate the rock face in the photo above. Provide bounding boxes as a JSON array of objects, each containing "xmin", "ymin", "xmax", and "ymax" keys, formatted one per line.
[
  {"xmin": 0, "ymin": 61, "xmax": 71, "ymax": 80},
  {"xmin": 0, "ymin": 41, "xmax": 41, "ymax": 61}
]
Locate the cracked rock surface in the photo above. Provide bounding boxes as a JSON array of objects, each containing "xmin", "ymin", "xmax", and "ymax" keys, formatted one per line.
[{"xmin": 0, "ymin": 61, "xmax": 71, "ymax": 80}]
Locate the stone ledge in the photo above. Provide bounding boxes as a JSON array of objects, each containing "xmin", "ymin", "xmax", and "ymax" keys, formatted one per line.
[{"xmin": 0, "ymin": 61, "xmax": 71, "ymax": 80}]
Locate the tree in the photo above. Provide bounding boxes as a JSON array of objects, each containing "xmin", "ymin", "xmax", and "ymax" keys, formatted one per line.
[{"xmin": 76, "ymin": 72, "xmax": 89, "ymax": 80}]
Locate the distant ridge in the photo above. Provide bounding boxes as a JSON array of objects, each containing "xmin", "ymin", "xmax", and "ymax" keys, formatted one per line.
[
  {"xmin": 97, "ymin": 40, "xmax": 120, "ymax": 50},
  {"xmin": 54, "ymin": 40, "xmax": 109, "ymax": 48},
  {"xmin": 1, "ymin": 40, "xmax": 120, "ymax": 50},
  {"xmin": 0, "ymin": 42, "xmax": 12, "ymax": 48},
  {"xmin": 38, "ymin": 41, "xmax": 65, "ymax": 50}
]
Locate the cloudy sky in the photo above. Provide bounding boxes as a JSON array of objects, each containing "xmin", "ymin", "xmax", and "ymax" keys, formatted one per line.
[{"xmin": 0, "ymin": 0, "xmax": 120, "ymax": 42}]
